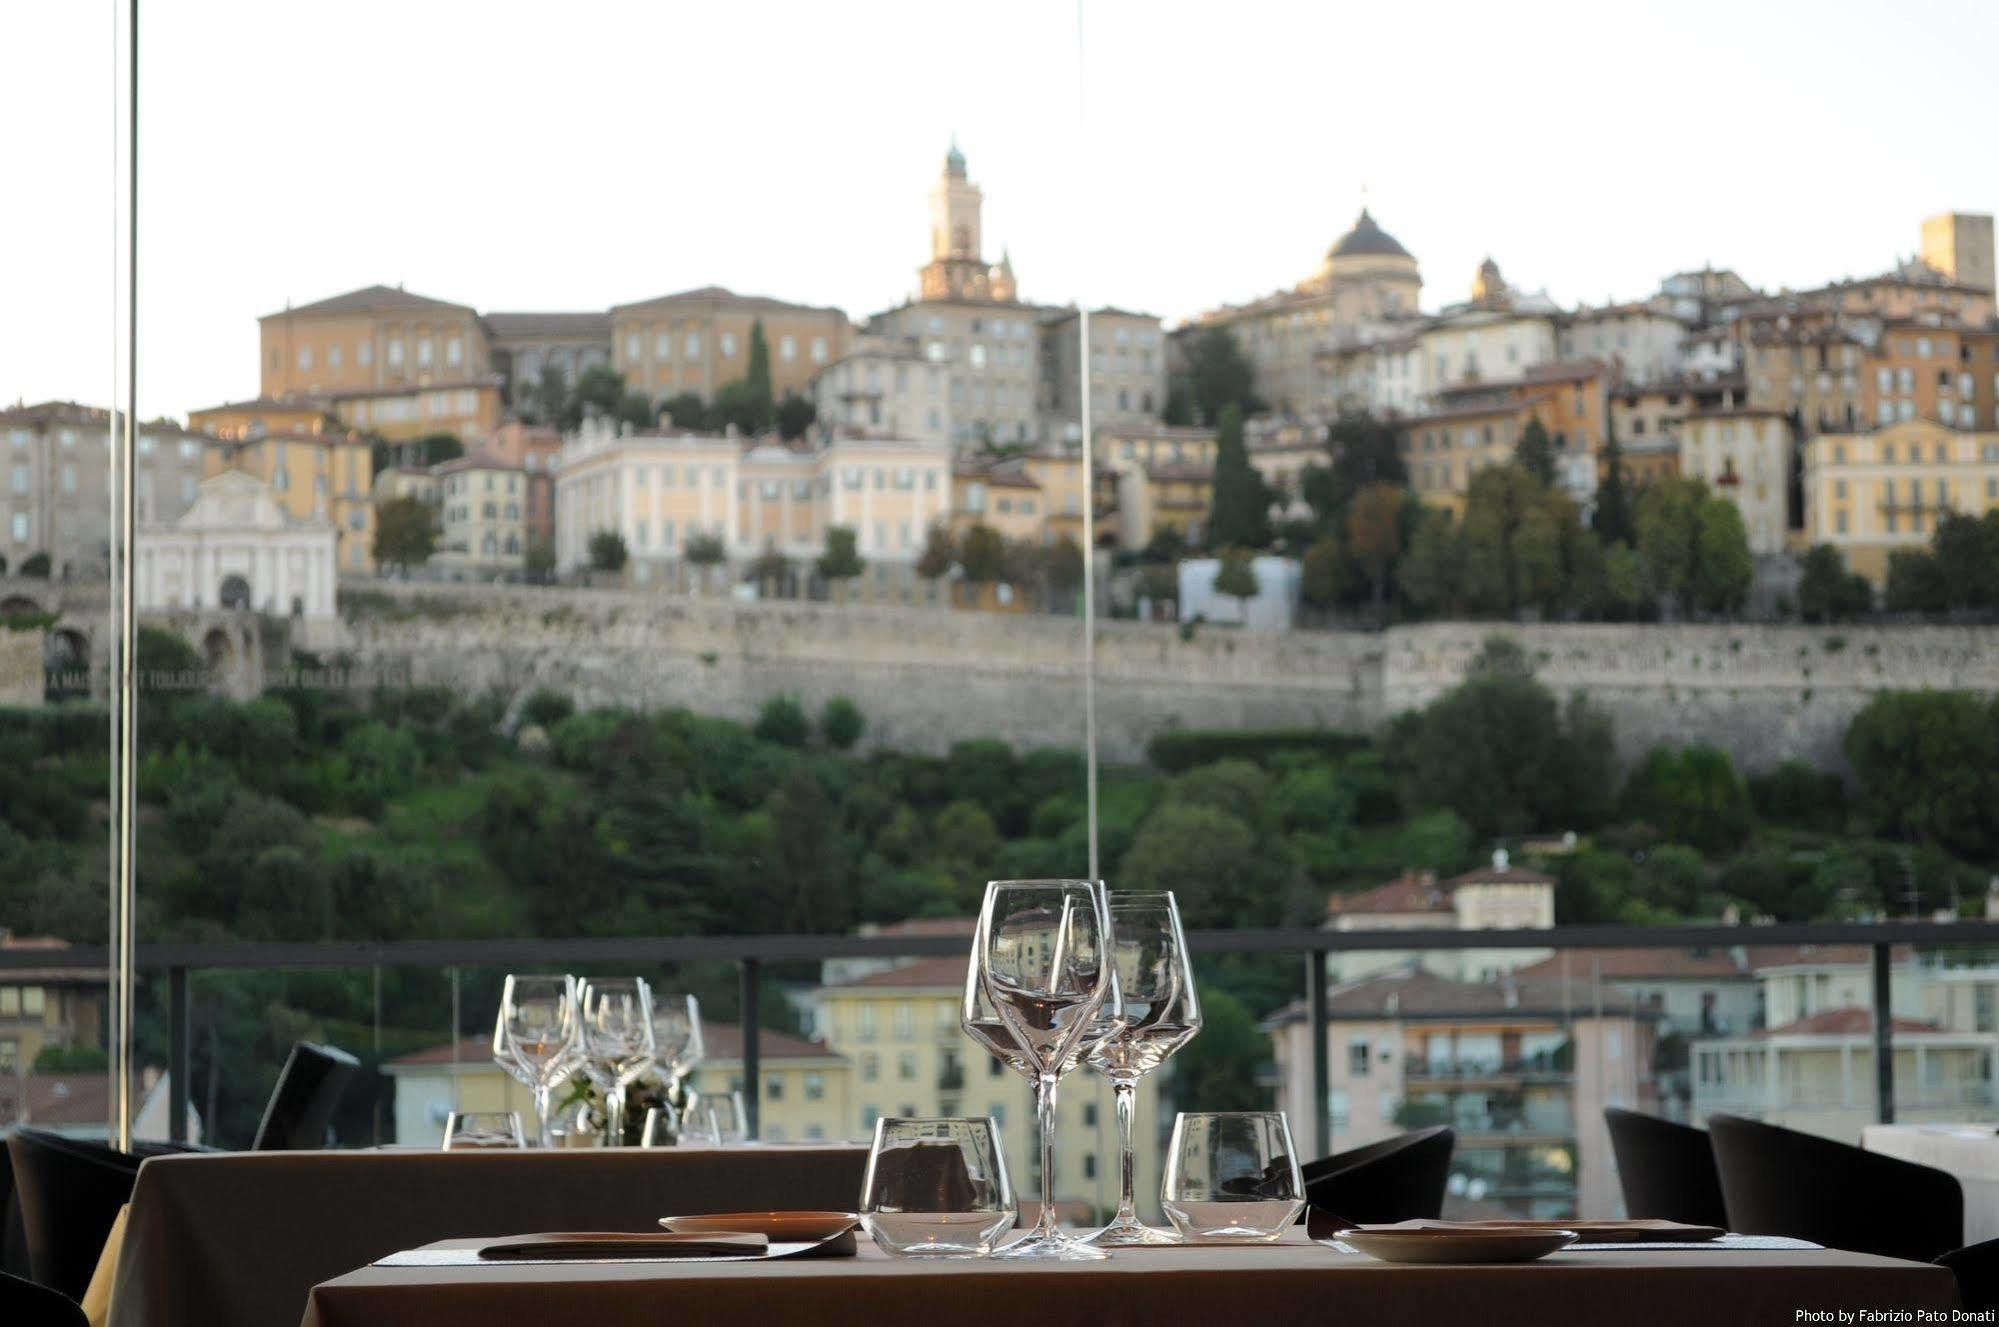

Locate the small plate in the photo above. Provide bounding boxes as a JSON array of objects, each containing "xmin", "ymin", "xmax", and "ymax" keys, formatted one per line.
[
  {"xmin": 661, "ymin": 1211, "xmax": 859, "ymax": 1240},
  {"xmin": 1338, "ymin": 1226, "xmax": 1578, "ymax": 1264}
]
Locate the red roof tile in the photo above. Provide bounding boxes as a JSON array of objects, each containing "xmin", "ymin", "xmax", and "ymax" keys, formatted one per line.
[
  {"xmin": 824, "ymin": 956, "xmax": 968, "ymax": 990},
  {"xmin": 1758, "ymin": 1008, "xmax": 1940, "ymax": 1037}
]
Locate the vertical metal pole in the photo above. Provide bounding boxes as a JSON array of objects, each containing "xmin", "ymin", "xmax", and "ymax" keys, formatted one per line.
[
  {"xmin": 167, "ymin": 968, "xmax": 188, "ymax": 1144},
  {"xmin": 1873, "ymin": 943, "xmax": 1895, "ymax": 1124},
  {"xmin": 109, "ymin": 0, "xmax": 141, "ymax": 1152},
  {"xmin": 1307, "ymin": 948, "xmax": 1329, "ymax": 1159},
  {"xmin": 739, "ymin": 959, "xmax": 762, "ymax": 1140},
  {"xmin": 1075, "ymin": 0, "xmax": 1098, "ymax": 885}
]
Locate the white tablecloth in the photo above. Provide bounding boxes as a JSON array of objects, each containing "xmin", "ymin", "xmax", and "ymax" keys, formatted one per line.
[{"xmin": 1863, "ymin": 1123, "xmax": 1999, "ymax": 1243}]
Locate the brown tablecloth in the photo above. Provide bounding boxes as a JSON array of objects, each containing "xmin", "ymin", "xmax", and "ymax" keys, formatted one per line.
[
  {"xmin": 299, "ymin": 1229, "xmax": 1958, "ymax": 1327},
  {"xmin": 105, "ymin": 1145, "xmax": 866, "ymax": 1327}
]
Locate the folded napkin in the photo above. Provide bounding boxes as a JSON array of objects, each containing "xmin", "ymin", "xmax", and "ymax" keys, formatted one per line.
[{"xmin": 477, "ymin": 1231, "xmax": 768, "ymax": 1260}]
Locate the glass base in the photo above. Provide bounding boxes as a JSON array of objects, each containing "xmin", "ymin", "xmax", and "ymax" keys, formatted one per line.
[
  {"xmin": 1082, "ymin": 1217, "xmax": 1179, "ymax": 1247},
  {"xmin": 995, "ymin": 1227, "xmax": 1110, "ymax": 1261}
]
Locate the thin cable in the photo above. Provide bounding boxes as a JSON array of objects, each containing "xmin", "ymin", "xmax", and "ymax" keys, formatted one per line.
[
  {"xmin": 1076, "ymin": 0, "xmax": 1098, "ymax": 886},
  {"xmin": 114, "ymin": 0, "xmax": 140, "ymax": 1150},
  {"xmin": 106, "ymin": 0, "xmax": 123, "ymax": 1146}
]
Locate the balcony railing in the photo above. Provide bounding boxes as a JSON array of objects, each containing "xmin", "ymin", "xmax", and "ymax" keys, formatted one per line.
[{"xmin": 7, "ymin": 917, "xmax": 1996, "ymax": 1153}]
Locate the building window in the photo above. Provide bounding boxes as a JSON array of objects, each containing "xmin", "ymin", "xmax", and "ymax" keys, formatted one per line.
[
  {"xmin": 1349, "ymin": 1040, "xmax": 1371, "ymax": 1076},
  {"xmin": 861, "ymin": 1053, "xmax": 878, "ymax": 1082},
  {"xmin": 780, "ymin": 336, "xmax": 796, "ymax": 362},
  {"xmin": 686, "ymin": 333, "xmax": 702, "ymax": 360},
  {"xmin": 721, "ymin": 332, "xmax": 737, "ymax": 358},
  {"xmin": 897, "ymin": 1052, "xmax": 916, "ymax": 1081},
  {"xmin": 388, "ymin": 340, "xmax": 404, "ymax": 367},
  {"xmin": 765, "ymin": 1074, "xmax": 784, "ymax": 1101},
  {"xmin": 297, "ymin": 346, "xmax": 313, "ymax": 371},
  {"xmin": 359, "ymin": 341, "xmax": 373, "ymax": 366},
  {"xmin": 810, "ymin": 337, "xmax": 828, "ymax": 363},
  {"xmin": 856, "ymin": 1005, "xmax": 876, "ymax": 1041},
  {"xmin": 446, "ymin": 336, "xmax": 462, "ymax": 367},
  {"xmin": 417, "ymin": 338, "xmax": 433, "ymax": 367},
  {"xmin": 805, "ymin": 1072, "xmax": 825, "ymax": 1101}
]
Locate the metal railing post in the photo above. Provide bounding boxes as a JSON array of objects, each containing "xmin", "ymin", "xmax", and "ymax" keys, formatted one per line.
[
  {"xmin": 740, "ymin": 957, "xmax": 762, "ymax": 1140},
  {"xmin": 1873, "ymin": 942, "xmax": 1895, "ymax": 1124},
  {"xmin": 168, "ymin": 967, "xmax": 188, "ymax": 1144},
  {"xmin": 1307, "ymin": 947, "xmax": 1329, "ymax": 1160}
]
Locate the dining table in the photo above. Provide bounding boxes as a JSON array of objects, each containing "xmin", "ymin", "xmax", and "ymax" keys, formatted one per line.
[
  {"xmin": 100, "ymin": 1143, "xmax": 868, "ymax": 1327},
  {"xmin": 298, "ymin": 1227, "xmax": 1958, "ymax": 1327},
  {"xmin": 1863, "ymin": 1122, "xmax": 1999, "ymax": 1243}
]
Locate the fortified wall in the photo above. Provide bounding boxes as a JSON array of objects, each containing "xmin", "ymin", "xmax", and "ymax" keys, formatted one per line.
[{"xmin": 331, "ymin": 584, "xmax": 1999, "ymax": 770}]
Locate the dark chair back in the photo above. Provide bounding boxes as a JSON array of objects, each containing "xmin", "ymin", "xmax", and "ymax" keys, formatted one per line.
[
  {"xmin": 5, "ymin": 1130, "xmax": 143, "ymax": 1302},
  {"xmin": 1937, "ymin": 1237, "xmax": 1999, "ymax": 1313},
  {"xmin": 1604, "ymin": 1106, "xmax": 1729, "ymax": 1227},
  {"xmin": 1301, "ymin": 1126, "xmax": 1455, "ymax": 1223},
  {"xmin": 1, "ymin": 1140, "xmax": 31, "ymax": 1279},
  {"xmin": 0, "ymin": 1268, "xmax": 88, "ymax": 1327},
  {"xmin": 252, "ymin": 1042, "xmax": 360, "ymax": 1151},
  {"xmin": 1709, "ymin": 1113, "xmax": 1962, "ymax": 1262}
]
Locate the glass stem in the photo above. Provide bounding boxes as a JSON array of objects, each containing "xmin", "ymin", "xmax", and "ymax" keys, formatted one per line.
[
  {"xmin": 607, "ymin": 1085, "xmax": 626, "ymax": 1144},
  {"xmin": 532, "ymin": 1081, "xmax": 553, "ymax": 1149},
  {"xmin": 1037, "ymin": 1071, "xmax": 1060, "ymax": 1237},
  {"xmin": 1112, "ymin": 1076, "xmax": 1138, "ymax": 1226}
]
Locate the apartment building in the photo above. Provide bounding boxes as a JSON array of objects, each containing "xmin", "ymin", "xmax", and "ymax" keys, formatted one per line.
[
  {"xmin": 260, "ymin": 284, "xmax": 493, "ymax": 400},
  {"xmin": 480, "ymin": 421, "xmax": 562, "ymax": 553},
  {"xmin": 0, "ymin": 402, "xmax": 211, "ymax": 579},
  {"xmin": 1266, "ymin": 967, "xmax": 1659, "ymax": 1220},
  {"xmin": 432, "ymin": 449, "xmax": 527, "ymax": 577},
  {"xmin": 1322, "ymin": 852, "xmax": 1557, "ymax": 984},
  {"xmin": 609, "ymin": 287, "xmax": 848, "ymax": 404},
  {"xmin": 1404, "ymin": 361, "xmax": 1611, "ymax": 511},
  {"xmin": 205, "ymin": 431, "xmax": 376, "ymax": 574},
  {"xmin": 1558, "ymin": 304, "xmax": 1688, "ymax": 385},
  {"xmin": 811, "ymin": 336, "xmax": 952, "ymax": 444},
  {"xmin": 0, "ymin": 934, "xmax": 109, "ymax": 1077},
  {"xmin": 1679, "ymin": 409, "xmax": 1793, "ymax": 555},
  {"xmin": 1802, "ymin": 418, "xmax": 1999, "ymax": 584},
  {"xmin": 1039, "ymin": 307, "xmax": 1168, "ymax": 440}
]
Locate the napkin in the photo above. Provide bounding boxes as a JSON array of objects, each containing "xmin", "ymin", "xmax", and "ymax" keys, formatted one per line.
[{"xmin": 477, "ymin": 1231, "xmax": 768, "ymax": 1260}]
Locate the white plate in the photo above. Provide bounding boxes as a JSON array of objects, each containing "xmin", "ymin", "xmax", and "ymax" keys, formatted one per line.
[
  {"xmin": 1338, "ymin": 1226, "xmax": 1579, "ymax": 1264},
  {"xmin": 660, "ymin": 1211, "xmax": 859, "ymax": 1240}
]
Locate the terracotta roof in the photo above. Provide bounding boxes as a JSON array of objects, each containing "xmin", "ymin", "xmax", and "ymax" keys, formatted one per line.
[
  {"xmin": 1515, "ymin": 948, "xmax": 1749, "ymax": 981},
  {"xmin": 1326, "ymin": 871, "xmax": 1448, "ymax": 917},
  {"xmin": 386, "ymin": 1020, "xmax": 839, "ymax": 1070},
  {"xmin": 432, "ymin": 446, "xmax": 521, "ymax": 474},
  {"xmin": 611, "ymin": 285, "xmax": 846, "ymax": 317},
  {"xmin": 0, "ymin": 401, "xmax": 112, "ymax": 427},
  {"xmin": 1758, "ymin": 1008, "xmax": 1940, "ymax": 1037},
  {"xmin": 1267, "ymin": 968, "xmax": 1658, "ymax": 1025},
  {"xmin": 824, "ymin": 956, "xmax": 968, "ymax": 990},
  {"xmin": 265, "ymin": 284, "xmax": 474, "ymax": 321},
  {"xmin": 0, "ymin": 1073, "xmax": 111, "ymax": 1129},
  {"xmin": 482, "ymin": 311, "xmax": 612, "ymax": 340},
  {"xmin": 188, "ymin": 395, "xmax": 330, "ymax": 416},
  {"xmin": 1448, "ymin": 861, "xmax": 1557, "ymax": 887},
  {"xmin": 862, "ymin": 918, "xmax": 976, "ymax": 938}
]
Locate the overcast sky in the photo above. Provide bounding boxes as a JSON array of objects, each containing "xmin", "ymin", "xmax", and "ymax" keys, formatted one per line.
[{"xmin": 5, "ymin": 0, "xmax": 1996, "ymax": 422}]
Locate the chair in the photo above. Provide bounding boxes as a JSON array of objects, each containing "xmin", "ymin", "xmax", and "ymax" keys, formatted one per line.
[
  {"xmin": 5, "ymin": 1130, "xmax": 143, "ymax": 1302},
  {"xmin": 1300, "ymin": 1126, "xmax": 1455, "ymax": 1223},
  {"xmin": 251, "ymin": 1042, "xmax": 360, "ymax": 1151},
  {"xmin": 1936, "ymin": 1237, "xmax": 1999, "ymax": 1313},
  {"xmin": 2, "ymin": 1139, "xmax": 31, "ymax": 1279},
  {"xmin": 0, "ymin": 1269, "xmax": 87, "ymax": 1327},
  {"xmin": 1708, "ymin": 1113, "xmax": 1962, "ymax": 1263},
  {"xmin": 1604, "ymin": 1106, "xmax": 1729, "ymax": 1227}
]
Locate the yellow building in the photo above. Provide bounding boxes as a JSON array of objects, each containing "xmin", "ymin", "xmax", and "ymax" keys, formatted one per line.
[
  {"xmin": 1803, "ymin": 418, "xmax": 1999, "ymax": 584},
  {"xmin": 814, "ymin": 954, "xmax": 1165, "ymax": 1224},
  {"xmin": 0, "ymin": 934, "xmax": 109, "ymax": 1077},
  {"xmin": 205, "ymin": 433, "xmax": 377, "ymax": 574},
  {"xmin": 433, "ymin": 449, "xmax": 527, "ymax": 576},
  {"xmin": 330, "ymin": 379, "xmax": 506, "ymax": 445},
  {"xmin": 260, "ymin": 284, "xmax": 492, "ymax": 399},
  {"xmin": 950, "ymin": 459, "xmax": 1045, "ymax": 544},
  {"xmin": 187, "ymin": 395, "xmax": 335, "ymax": 442},
  {"xmin": 609, "ymin": 286, "xmax": 849, "ymax": 405}
]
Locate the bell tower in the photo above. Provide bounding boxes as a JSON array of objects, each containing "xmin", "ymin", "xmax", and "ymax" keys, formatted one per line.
[{"xmin": 920, "ymin": 139, "xmax": 1007, "ymax": 301}]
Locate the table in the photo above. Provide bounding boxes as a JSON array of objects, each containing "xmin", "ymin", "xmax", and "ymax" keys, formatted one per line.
[
  {"xmin": 1864, "ymin": 1123, "xmax": 1999, "ymax": 1243},
  {"xmin": 104, "ymin": 1144, "xmax": 867, "ymax": 1327},
  {"xmin": 300, "ymin": 1229, "xmax": 1957, "ymax": 1327}
]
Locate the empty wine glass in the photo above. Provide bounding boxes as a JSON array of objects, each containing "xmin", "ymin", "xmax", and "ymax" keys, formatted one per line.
[
  {"xmin": 860, "ymin": 1117, "xmax": 1016, "ymax": 1257},
  {"xmin": 680, "ymin": 1089, "xmax": 748, "ymax": 1146},
  {"xmin": 1084, "ymin": 891, "xmax": 1202, "ymax": 1246},
  {"xmin": 443, "ymin": 1111, "xmax": 525, "ymax": 1150},
  {"xmin": 578, "ymin": 977, "xmax": 657, "ymax": 1145},
  {"xmin": 498, "ymin": 973, "xmax": 582, "ymax": 1149},
  {"xmin": 976, "ymin": 879, "xmax": 1118, "ymax": 1261},
  {"xmin": 650, "ymin": 992, "xmax": 706, "ymax": 1113},
  {"xmin": 1162, "ymin": 1112, "xmax": 1304, "ymax": 1243},
  {"xmin": 640, "ymin": 1105, "xmax": 678, "ymax": 1148}
]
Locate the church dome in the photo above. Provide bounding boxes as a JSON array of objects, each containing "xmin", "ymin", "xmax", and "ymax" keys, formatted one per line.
[{"xmin": 1329, "ymin": 208, "xmax": 1412, "ymax": 261}]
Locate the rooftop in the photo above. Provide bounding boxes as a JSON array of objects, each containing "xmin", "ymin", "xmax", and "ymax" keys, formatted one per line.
[
  {"xmin": 612, "ymin": 285, "xmax": 846, "ymax": 318},
  {"xmin": 265, "ymin": 284, "xmax": 474, "ymax": 321},
  {"xmin": 823, "ymin": 955, "xmax": 967, "ymax": 991},
  {"xmin": 482, "ymin": 311, "xmax": 613, "ymax": 340}
]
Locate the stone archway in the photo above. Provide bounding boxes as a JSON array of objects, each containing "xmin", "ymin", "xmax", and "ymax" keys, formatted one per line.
[
  {"xmin": 0, "ymin": 594, "xmax": 44, "ymax": 622},
  {"xmin": 202, "ymin": 627, "xmax": 235, "ymax": 673},
  {"xmin": 43, "ymin": 627, "xmax": 89, "ymax": 701},
  {"xmin": 219, "ymin": 575, "xmax": 252, "ymax": 611}
]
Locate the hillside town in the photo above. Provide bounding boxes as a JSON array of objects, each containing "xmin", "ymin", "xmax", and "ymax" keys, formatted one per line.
[{"xmin": 3, "ymin": 144, "xmax": 1995, "ymax": 626}]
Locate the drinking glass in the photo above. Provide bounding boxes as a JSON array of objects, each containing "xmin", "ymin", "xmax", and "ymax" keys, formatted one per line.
[
  {"xmin": 1084, "ymin": 891, "xmax": 1202, "ymax": 1246},
  {"xmin": 497, "ymin": 973, "xmax": 582, "ymax": 1148},
  {"xmin": 640, "ymin": 1105, "xmax": 678, "ymax": 1148},
  {"xmin": 578, "ymin": 977, "xmax": 657, "ymax": 1145},
  {"xmin": 975, "ymin": 879, "xmax": 1118, "ymax": 1261},
  {"xmin": 443, "ymin": 1111, "xmax": 525, "ymax": 1150},
  {"xmin": 650, "ymin": 992, "xmax": 706, "ymax": 1112},
  {"xmin": 680, "ymin": 1090, "xmax": 749, "ymax": 1146},
  {"xmin": 860, "ymin": 1117, "xmax": 1016, "ymax": 1257},
  {"xmin": 1161, "ymin": 1112, "xmax": 1305, "ymax": 1243}
]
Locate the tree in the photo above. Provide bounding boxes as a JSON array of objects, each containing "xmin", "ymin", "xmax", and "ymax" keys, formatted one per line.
[
  {"xmin": 570, "ymin": 365, "xmax": 627, "ymax": 425},
  {"xmin": 1635, "ymin": 477, "xmax": 1749, "ymax": 616},
  {"xmin": 744, "ymin": 320, "xmax": 775, "ymax": 430},
  {"xmin": 684, "ymin": 533, "xmax": 727, "ymax": 582},
  {"xmin": 534, "ymin": 366, "xmax": 569, "ymax": 429},
  {"xmin": 1399, "ymin": 509, "xmax": 1463, "ymax": 616},
  {"xmin": 1346, "ymin": 481, "xmax": 1405, "ymax": 618},
  {"xmin": 1300, "ymin": 533, "xmax": 1347, "ymax": 610},
  {"xmin": 1327, "ymin": 410, "xmax": 1407, "ymax": 499},
  {"xmin": 1594, "ymin": 428, "xmax": 1635, "ymax": 545},
  {"xmin": 775, "ymin": 392, "xmax": 816, "ymax": 441},
  {"xmin": 373, "ymin": 496, "xmax": 435, "ymax": 573},
  {"xmin": 524, "ymin": 537, "xmax": 556, "ymax": 584},
  {"xmin": 1208, "ymin": 403, "xmax": 1270, "ymax": 549},
  {"xmin": 753, "ymin": 694, "xmax": 811, "ymax": 747},
  {"xmin": 820, "ymin": 696, "xmax": 865, "ymax": 751},
  {"xmin": 749, "ymin": 542, "xmax": 789, "ymax": 590},
  {"xmin": 1515, "ymin": 417, "xmax": 1557, "ymax": 486},
  {"xmin": 1797, "ymin": 545, "xmax": 1872, "ymax": 622},
  {"xmin": 587, "ymin": 530, "xmax": 629, "ymax": 573},
  {"xmin": 615, "ymin": 391, "xmax": 656, "ymax": 431},
  {"xmin": 1213, "ymin": 547, "xmax": 1260, "ymax": 622},
  {"xmin": 1886, "ymin": 550, "xmax": 1947, "ymax": 615},
  {"xmin": 817, "ymin": 526, "xmax": 864, "ymax": 581},
  {"xmin": 1694, "ymin": 496, "xmax": 1753, "ymax": 614},
  {"xmin": 410, "ymin": 433, "xmax": 464, "ymax": 467},
  {"xmin": 1931, "ymin": 511, "xmax": 1999, "ymax": 613},
  {"xmin": 915, "ymin": 524, "xmax": 954, "ymax": 581},
  {"xmin": 660, "ymin": 391, "xmax": 708, "ymax": 432},
  {"xmin": 1844, "ymin": 690, "xmax": 1999, "ymax": 861},
  {"xmin": 1175, "ymin": 326, "xmax": 1260, "ymax": 425},
  {"xmin": 765, "ymin": 771, "xmax": 848, "ymax": 932},
  {"xmin": 1620, "ymin": 744, "xmax": 1754, "ymax": 854},
  {"xmin": 1169, "ymin": 987, "xmax": 1268, "ymax": 1112},
  {"xmin": 1043, "ymin": 536, "xmax": 1084, "ymax": 600},
  {"xmin": 1458, "ymin": 464, "xmax": 1571, "ymax": 615},
  {"xmin": 958, "ymin": 523, "xmax": 1006, "ymax": 583}
]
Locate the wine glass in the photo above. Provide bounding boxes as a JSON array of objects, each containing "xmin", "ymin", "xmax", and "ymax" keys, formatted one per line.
[
  {"xmin": 497, "ymin": 974, "xmax": 582, "ymax": 1149},
  {"xmin": 1083, "ymin": 890, "xmax": 1202, "ymax": 1246},
  {"xmin": 443, "ymin": 1111, "xmax": 525, "ymax": 1150},
  {"xmin": 680, "ymin": 1089, "xmax": 748, "ymax": 1146},
  {"xmin": 1161, "ymin": 1112, "xmax": 1305, "ymax": 1243},
  {"xmin": 578, "ymin": 977, "xmax": 657, "ymax": 1145},
  {"xmin": 975, "ymin": 879, "xmax": 1118, "ymax": 1261},
  {"xmin": 860, "ymin": 1117, "xmax": 1016, "ymax": 1257},
  {"xmin": 650, "ymin": 992, "xmax": 706, "ymax": 1115}
]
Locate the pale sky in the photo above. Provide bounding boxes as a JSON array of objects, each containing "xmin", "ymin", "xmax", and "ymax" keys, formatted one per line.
[{"xmin": 4, "ymin": 0, "xmax": 1995, "ymax": 422}]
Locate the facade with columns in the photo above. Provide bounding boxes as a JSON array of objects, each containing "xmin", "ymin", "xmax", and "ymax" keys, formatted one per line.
[
  {"xmin": 135, "ymin": 470, "xmax": 338, "ymax": 619},
  {"xmin": 552, "ymin": 420, "xmax": 949, "ymax": 577}
]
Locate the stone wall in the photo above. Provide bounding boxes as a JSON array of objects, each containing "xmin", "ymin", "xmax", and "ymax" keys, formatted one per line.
[
  {"xmin": 0, "ymin": 630, "xmax": 43, "ymax": 707},
  {"xmin": 329, "ymin": 583, "xmax": 1999, "ymax": 771}
]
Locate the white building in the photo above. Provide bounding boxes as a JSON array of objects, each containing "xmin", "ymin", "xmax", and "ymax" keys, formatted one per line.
[
  {"xmin": 811, "ymin": 335, "xmax": 953, "ymax": 444},
  {"xmin": 1322, "ymin": 852, "xmax": 1558, "ymax": 984},
  {"xmin": 1678, "ymin": 408, "xmax": 1792, "ymax": 554},
  {"xmin": 1417, "ymin": 308, "xmax": 1560, "ymax": 397},
  {"xmin": 1559, "ymin": 306, "xmax": 1688, "ymax": 385},
  {"xmin": 135, "ymin": 470, "xmax": 337, "ymax": 619}
]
